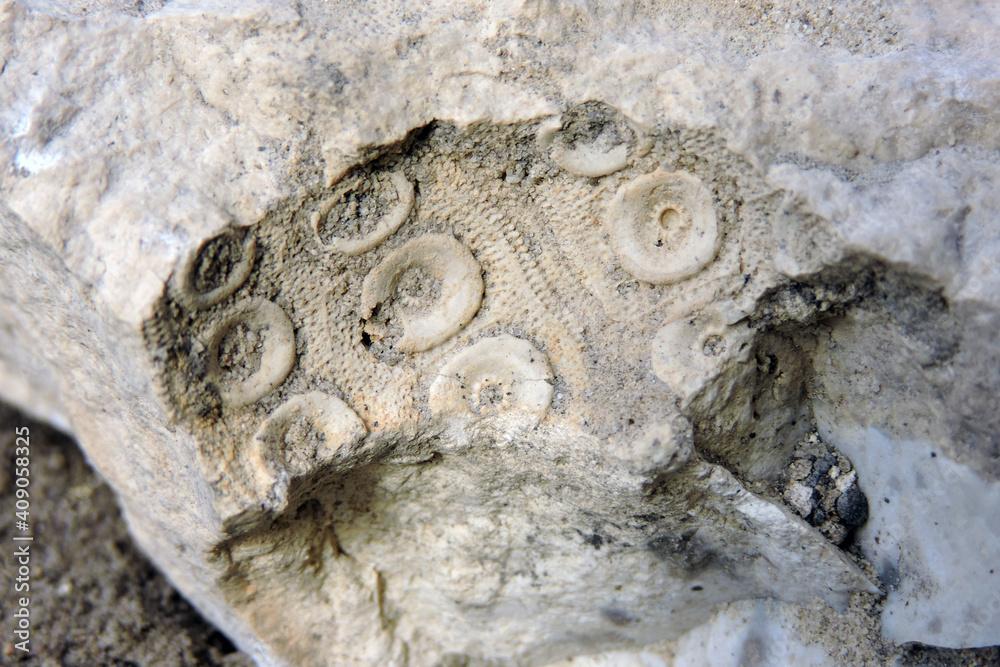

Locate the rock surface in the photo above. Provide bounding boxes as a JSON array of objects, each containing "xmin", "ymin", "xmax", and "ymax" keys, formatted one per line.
[
  {"xmin": 0, "ymin": 404, "xmax": 253, "ymax": 666},
  {"xmin": 3, "ymin": 402, "xmax": 999, "ymax": 666},
  {"xmin": 1, "ymin": 1, "xmax": 998, "ymax": 665}
]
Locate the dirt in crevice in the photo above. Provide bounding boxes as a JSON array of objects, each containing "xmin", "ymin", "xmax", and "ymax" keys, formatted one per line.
[{"xmin": 687, "ymin": 258, "xmax": 974, "ymax": 537}]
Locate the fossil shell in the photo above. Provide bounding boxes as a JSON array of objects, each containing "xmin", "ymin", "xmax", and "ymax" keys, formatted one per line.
[
  {"xmin": 360, "ymin": 234, "xmax": 483, "ymax": 353},
  {"xmin": 205, "ymin": 299, "xmax": 296, "ymax": 408},
  {"xmin": 312, "ymin": 170, "xmax": 415, "ymax": 255},
  {"xmin": 650, "ymin": 305, "xmax": 752, "ymax": 404},
  {"xmin": 605, "ymin": 169, "xmax": 719, "ymax": 284},
  {"xmin": 248, "ymin": 391, "xmax": 366, "ymax": 507},
  {"xmin": 175, "ymin": 228, "xmax": 256, "ymax": 309},
  {"xmin": 429, "ymin": 334, "xmax": 553, "ymax": 425},
  {"xmin": 538, "ymin": 117, "xmax": 629, "ymax": 177}
]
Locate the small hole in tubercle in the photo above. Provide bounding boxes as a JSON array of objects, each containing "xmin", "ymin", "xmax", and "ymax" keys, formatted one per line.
[{"xmin": 659, "ymin": 206, "xmax": 681, "ymax": 229}]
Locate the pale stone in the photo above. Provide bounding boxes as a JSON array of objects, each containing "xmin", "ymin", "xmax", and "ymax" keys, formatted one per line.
[{"xmin": 1, "ymin": 1, "xmax": 999, "ymax": 665}]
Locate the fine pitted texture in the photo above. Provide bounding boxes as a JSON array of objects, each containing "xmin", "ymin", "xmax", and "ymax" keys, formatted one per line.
[{"xmin": 1, "ymin": 2, "xmax": 999, "ymax": 666}]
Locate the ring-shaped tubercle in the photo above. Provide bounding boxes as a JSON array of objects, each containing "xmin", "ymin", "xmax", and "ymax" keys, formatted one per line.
[
  {"xmin": 429, "ymin": 335, "xmax": 553, "ymax": 425},
  {"xmin": 206, "ymin": 299, "xmax": 297, "ymax": 408},
  {"xmin": 537, "ymin": 118, "xmax": 629, "ymax": 178},
  {"xmin": 250, "ymin": 391, "xmax": 366, "ymax": 488},
  {"xmin": 175, "ymin": 228, "xmax": 256, "ymax": 309},
  {"xmin": 360, "ymin": 234, "xmax": 484, "ymax": 353},
  {"xmin": 312, "ymin": 170, "xmax": 415, "ymax": 256},
  {"xmin": 605, "ymin": 169, "xmax": 719, "ymax": 284}
]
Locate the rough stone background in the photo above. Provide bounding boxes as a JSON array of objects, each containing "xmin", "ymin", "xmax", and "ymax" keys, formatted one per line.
[
  {"xmin": 2, "ymin": 0, "xmax": 1000, "ymax": 665},
  {"xmin": 1, "ymin": 400, "xmax": 998, "ymax": 665}
]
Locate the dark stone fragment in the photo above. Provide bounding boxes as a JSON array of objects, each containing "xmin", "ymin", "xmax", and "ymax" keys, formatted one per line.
[
  {"xmin": 836, "ymin": 483, "xmax": 870, "ymax": 528},
  {"xmin": 806, "ymin": 454, "xmax": 837, "ymax": 486},
  {"xmin": 808, "ymin": 506, "xmax": 827, "ymax": 526}
]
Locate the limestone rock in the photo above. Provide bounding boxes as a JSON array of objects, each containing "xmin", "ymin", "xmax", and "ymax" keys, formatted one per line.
[{"xmin": 1, "ymin": 1, "xmax": 999, "ymax": 665}]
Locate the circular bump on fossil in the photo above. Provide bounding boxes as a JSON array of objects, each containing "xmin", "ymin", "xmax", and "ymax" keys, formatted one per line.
[
  {"xmin": 360, "ymin": 234, "xmax": 484, "ymax": 353},
  {"xmin": 206, "ymin": 299, "xmax": 296, "ymax": 408},
  {"xmin": 311, "ymin": 170, "xmax": 415, "ymax": 255},
  {"xmin": 650, "ymin": 305, "xmax": 752, "ymax": 405},
  {"xmin": 175, "ymin": 227, "xmax": 256, "ymax": 309},
  {"xmin": 428, "ymin": 335, "xmax": 553, "ymax": 425},
  {"xmin": 537, "ymin": 102, "xmax": 638, "ymax": 177},
  {"xmin": 605, "ymin": 168, "xmax": 719, "ymax": 284},
  {"xmin": 249, "ymin": 392, "xmax": 366, "ymax": 505}
]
